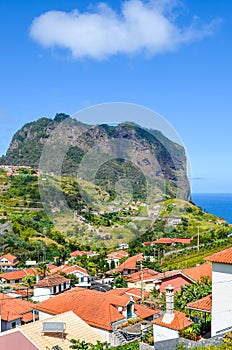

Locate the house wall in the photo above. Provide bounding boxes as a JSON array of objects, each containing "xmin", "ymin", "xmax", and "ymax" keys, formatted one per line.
[
  {"xmin": 33, "ymin": 287, "xmax": 51, "ymax": 302},
  {"xmin": 211, "ymin": 262, "xmax": 232, "ymax": 336},
  {"xmin": 37, "ymin": 310, "xmax": 53, "ymax": 321},
  {"xmin": 1, "ymin": 318, "xmax": 21, "ymax": 332},
  {"xmin": 153, "ymin": 324, "xmax": 179, "ymax": 342}
]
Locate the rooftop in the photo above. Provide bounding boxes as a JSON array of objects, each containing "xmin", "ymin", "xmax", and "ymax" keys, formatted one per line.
[
  {"xmin": 18, "ymin": 311, "xmax": 105, "ymax": 350},
  {"xmin": 153, "ymin": 310, "xmax": 193, "ymax": 331},
  {"xmin": 0, "ymin": 292, "xmax": 34, "ymax": 322},
  {"xmin": 0, "ymin": 267, "xmax": 37, "ymax": 281},
  {"xmin": 34, "ymin": 274, "xmax": 70, "ymax": 288},
  {"xmin": 186, "ymin": 294, "xmax": 212, "ymax": 313},
  {"xmin": 117, "ymin": 253, "xmax": 144, "ymax": 272},
  {"xmin": 0, "ymin": 330, "xmax": 39, "ymax": 350},
  {"xmin": 205, "ymin": 246, "xmax": 232, "ymax": 265},
  {"xmin": 182, "ymin": 263, "xmax": 212, "ymax": 281},
  {"xmin": 34, "ymin": 287, "xmax": 157, "ymax": 331}
]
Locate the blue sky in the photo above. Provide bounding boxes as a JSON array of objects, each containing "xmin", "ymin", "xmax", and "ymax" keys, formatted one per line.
[{"xmin": 0, "ymin": 0, "xmax": 231, "ymax": 193}]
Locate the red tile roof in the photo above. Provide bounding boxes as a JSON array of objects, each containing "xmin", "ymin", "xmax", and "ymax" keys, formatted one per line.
[
  {"xmin": 34, "ymin": 287, "xmax": 130, "ymax": 331},
  {"xmin": 153, "ymin": 310, "xmax": 193, "ymax": 330},
  {"xmin": 117, "ymin": 254, "xmax": 144, "ymax": 272},
  {"xmin": 134, "ymin": 304, "xmax": 160, "ymax": 319},
  {"xmin": 0, "ymin": 253, "xmax": 19, "ymax": 266},
  {"xmin": 0, "ymin": 293, "xmax": 34, "ymax": 322},
  {"xmin": 186, "ymin": 294, "xmax": 212, "ymax": 313},
  {"xmin": 0, "ymin": 268, "xmax": 37, "ymax": 282},
  {"xmin": 182, "ymin": 263, "xmax": 212, "ymax": 281},
  {"xmin": 153, "ymin": 238, "xmax": 193, "ymax": 245},
  {"xmin": 107, "ymin": 250, "xmax": 129, "ymax": 259},
  {"xmin": 205, "ymin": 247, "xmax": 232, "ymax": 265},
  {"xmin": 127, "ymin": 268, "xmax": 159, "ymax": 283},
  {"xmin": 34, "ymin": 274, "xmax": 70, "ymax": 287},
  {"xmin": 70, "ymin": 250, "xmax": 87, "ymax": 257},
  {"xmin": 106, "ymin": 288, "xmax": 150, "ymax": 300},
  {"xmin": 50, "ymin": 264, "xmax": 89, "ymax": 276}
]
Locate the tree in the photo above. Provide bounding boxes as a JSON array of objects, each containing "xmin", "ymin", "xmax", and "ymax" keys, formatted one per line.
[
  {"xmin": 112, "ymin": 275, "xmax": 127, "ymax": 288},
  {"xmin": 22, "ymin": 274, "xmax": 36, "ymax": 288},
  {"xmin": 37, "ymin": 262, "xmax": 50, "ymax": 277},
  {"xmin": 69, "ymin": 340, "xmax": 110, "ymax": 349}
]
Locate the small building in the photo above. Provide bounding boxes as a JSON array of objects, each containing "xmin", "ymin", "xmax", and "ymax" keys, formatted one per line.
[
  {"xmin": 153, "ymin": 285, "xmax": 193, "ymax": 341},
  {"xmin": 0, "ymin": 293, "xmax": 36, "ymax": 332},
  {"xmin": 0, "ymin": 268, "xmax": 37, "ymax": 284},
  {"xmin": 32, "ymin": 274, "xmax": 71, "ymax": 302},
  {"xmin": 106, "ymin": 250, "xmax": 129, "ymax": 268},
  {"xmin": 107, "ymin": 253, "xmax": 144, "ymax": 276},
  {"xmin": 49, "ymin": 264, "xmax": 90, "ymax": 288},
  {"xmin": 0, "ymin": 253, "xmax": 19, "ymax": 271}
]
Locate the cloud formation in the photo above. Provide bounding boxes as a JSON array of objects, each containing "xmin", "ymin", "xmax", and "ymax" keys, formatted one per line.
[{"xmin": 30, "ymin": 0, "xmax": 218, "ymax": 60}]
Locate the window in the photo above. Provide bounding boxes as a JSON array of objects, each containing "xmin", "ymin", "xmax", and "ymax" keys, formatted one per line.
[{"xmin": 11, "ymin": 322, "xmax": 17, "ymax": 329}]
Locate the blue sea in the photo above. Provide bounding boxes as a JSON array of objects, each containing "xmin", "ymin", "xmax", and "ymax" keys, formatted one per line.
[{"xmin": 192, "ymin": 193, "xmax": 232, "ymax": 224}]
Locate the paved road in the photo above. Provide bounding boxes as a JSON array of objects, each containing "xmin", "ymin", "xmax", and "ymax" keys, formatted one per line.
[{"xmin": 0, "ymin": 222, "xmax": 12, "ymax": 235}]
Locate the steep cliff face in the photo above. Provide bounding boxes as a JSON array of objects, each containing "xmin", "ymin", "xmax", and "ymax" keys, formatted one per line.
[{"xmin": 0, "ymin": 114, "xmax": 190, "ymax": 201}]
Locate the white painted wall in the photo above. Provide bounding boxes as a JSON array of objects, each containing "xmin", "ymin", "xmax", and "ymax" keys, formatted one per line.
[
  {"xmin": 211, "ymin": 262, "xmax": 232, "ymax": 336},
  {"xmin": 153, "ymin": 324, "xmax": 179, "ymax": 342},
  {"xmin": 37, "ymin": 310, "xmax": 53, "ymax": 321},
  {"xmin": 33, "ymin": 287, "xmax": 51, "ymax": 302}
]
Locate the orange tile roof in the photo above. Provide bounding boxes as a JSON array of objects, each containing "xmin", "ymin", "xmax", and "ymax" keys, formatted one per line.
[
  {"xmin": 70, "ymin": 250, "xmax": 87, "ymax": 257},
  {"xmin": 153, "ymin": 238, "xmax": 193, "ymax": 245},
  {"xmin": 34, "ymin": 274, "xmax": 70, "ymax": 287},
  {"xmin": 134, "ymin": 304, "xmax": 160, "ymax": 318},
  {"xmin": 182, "ymin": 263, "xmax": 212, "ymax": 281},
  {"xmin": 153, "ymin": 310, "xmax": 193, "ymax": 330},
  {"xmin": 0, "ymin": 293, "xmax": 34, "ymax": 322},
  {"xmin": 127, "ymin": 268, "xmax": 159, "ymax": 282},
  {"xmin": 205, "ymin": 247, "xmax": 232, "ymax": 264},
  {"xmin": 0, "ymin": 253, "xmax": 18, "ymax": 263},
  {"xmin": 34, "ymin": 287, "xmax": 130, "ymax": 331},
  {"xmin": 50, "ymin": 264, "xmax": 89, "ymax": 275},
  {"xmin": 0, "ymin": 268, "xmax": 37, "ymax": 281},
  {"xmin": 117, "ymin": 253, "xmax": 143, "ymax": 272},
  {"xmin": 186, "ymin": 294, "xmax": 212, "ymax": 313},
  {"xmin": 107, "ymin": 250, "xmax": 129, "ymax": 259},
  {"xmin": 106, "ymin": 287, "xmax": 150, "ymax": 300}
]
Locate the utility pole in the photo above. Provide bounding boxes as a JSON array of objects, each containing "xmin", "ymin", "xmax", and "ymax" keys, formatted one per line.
[
  {"xmin": 140, "ymin": 261, "xmax": 144, "ymax": 303},
  {"xmin": 197, "ymin": 227, "xmax": 200, "ymax": 252}
]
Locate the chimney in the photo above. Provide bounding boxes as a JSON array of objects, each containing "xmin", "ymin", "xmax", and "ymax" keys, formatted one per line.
[{"xmin": 162, "ymin": 284, "xmax": 175, "ymax": 324}]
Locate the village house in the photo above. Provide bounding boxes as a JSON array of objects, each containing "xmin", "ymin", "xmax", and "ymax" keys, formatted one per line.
[
  {"xmin": 49, "ymin": 264, "xmax": 91, "ymax": 288},
  {"xmin": 153, "ymin": 285, "xmax": 193, "ymax": 341},
  {"xmin": 205, "ymin": 247, "xmax": 232, "ymax": 336},
  {"xmin": 107, "ymin": 253, "xmax": 144, "ymax": 276},
  {"xmin": 0, "ymin": 267, "xmax": 37, "ymax": 284},
  {"xmin": 0, "ymin": 311, "xmax": 105, "ymax": 350},
  {"xmin": 143, "ymin": 237, "xmax": 193, "ymax": 246},
  {"xmin": 69, "ymin": 250, "xmax": 97, "ymax": 259},
  {"xmin": 106, "ymin": 250, "xmax": 129, "ymax": 268},
  {"xmin": 32, "ymin": 274, "xmax": 71, "ymax": 302},
  {"xmin": 0, "ymin": 253, "xmax": 19, "ymax": 271},
  {"xmin": 0, "ymin": 293, "xmax": 37, "ymax": 332},
  {"xmin": 33, "ymin": 286, "xmax": 159, "ymax": 346},
  {"xmin": 127, "ymin": 263, "xmax": 212, "ymax": 293}
]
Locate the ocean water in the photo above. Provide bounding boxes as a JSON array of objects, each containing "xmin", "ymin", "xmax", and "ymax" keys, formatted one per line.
[{"xmin": 192, "ymin": 193, "xmax": 232, "ymax": 224}]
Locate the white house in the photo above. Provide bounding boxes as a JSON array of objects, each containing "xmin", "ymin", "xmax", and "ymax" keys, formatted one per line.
[
  {"xmin": 106, "ymin": 250, "xmax": 129, "ymax": 268},
  {"xmin": 32, "ymin": 274, "xmax": 71, "ymax": 302},
  {"xmin": 153, "ymin": 285, "xmax": 193, "ymax": 342},
  {"xmin": 205, "ymin": 247, "xmax": 232, "ymax": 336},
  {"xmin": 0, "ymin": 253, "xmax": 19, "ymax": 271},
  {"xmin": 49, "ymin": 264, "xmax": 91, "ymax": 288}
]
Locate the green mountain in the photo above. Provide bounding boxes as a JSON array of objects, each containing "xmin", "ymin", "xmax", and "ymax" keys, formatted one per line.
[{"xmin": 0, "ymin": 113, "xmax": 190, "ymax": 201}]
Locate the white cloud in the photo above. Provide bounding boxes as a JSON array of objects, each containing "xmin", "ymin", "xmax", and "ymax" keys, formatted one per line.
[{"xmin": 30, "ymin": 0, "xmax": 219, "ymax": 60}]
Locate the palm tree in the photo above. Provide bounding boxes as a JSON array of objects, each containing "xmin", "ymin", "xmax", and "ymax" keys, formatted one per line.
[{"xmin": 37, "ymin": 262, "xmax": 50, "ymax": 277}]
